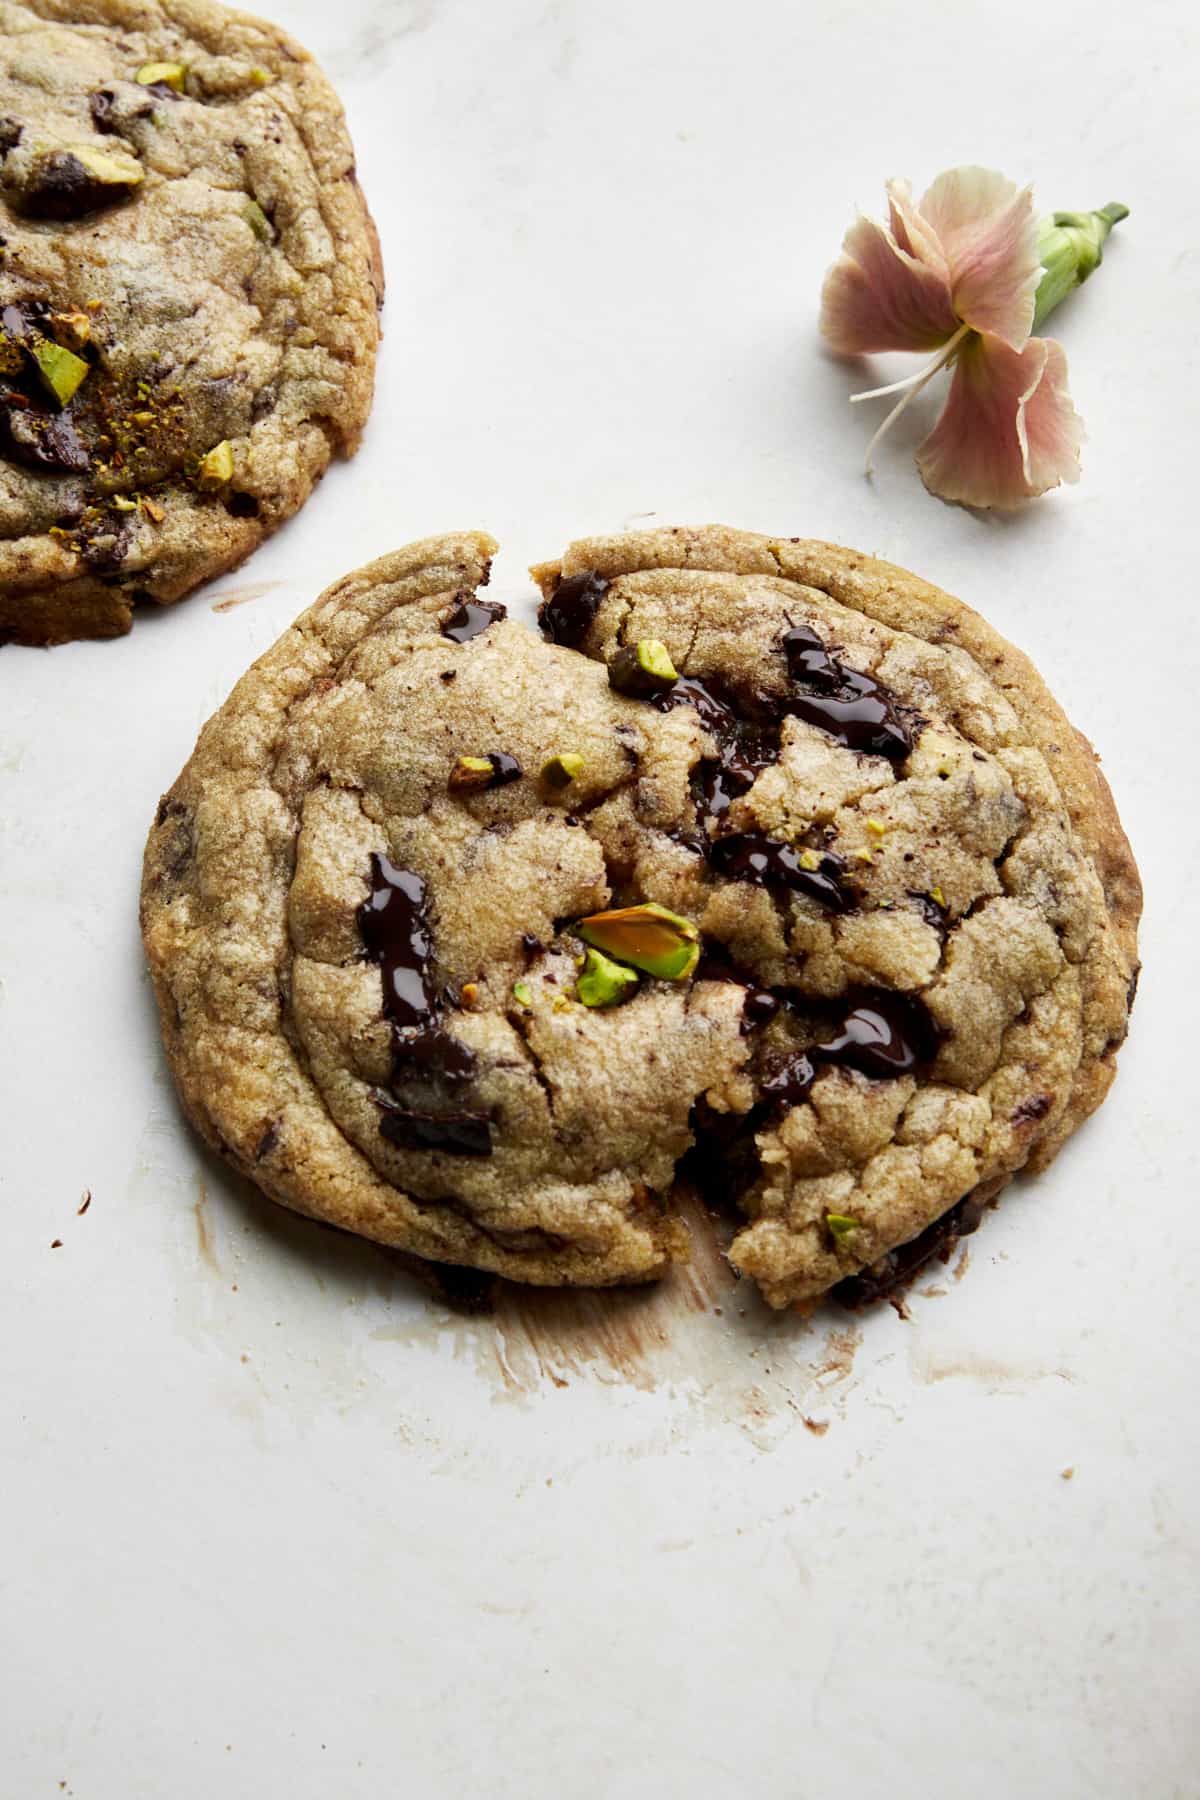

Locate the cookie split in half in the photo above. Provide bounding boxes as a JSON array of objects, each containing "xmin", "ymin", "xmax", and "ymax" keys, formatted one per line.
[
  {"xmin": 0, "ymin": 0, "xmax": 381, "ymax": 644},
  {"xmin": 141, "ymin": 528, "xmax": 1141, "ymax": 1309}
]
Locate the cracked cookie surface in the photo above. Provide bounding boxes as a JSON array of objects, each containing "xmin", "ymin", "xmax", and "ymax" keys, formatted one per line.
[
  {"xmin": 141, "ymin": 527, "xmax": 1141, "ymax": 1308},
  {"xmin": 0, "ymin": 0, "xmax": 381, "ymax": 644}
]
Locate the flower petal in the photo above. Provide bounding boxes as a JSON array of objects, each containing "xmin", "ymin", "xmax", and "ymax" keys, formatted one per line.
[
  {"xmin": 886, "ymin": 178, "xmax": 947, "ymax": 275},
  {"xmin": 918, "ymin": 166, "xmax": 1041, "ymax": 349},
  {"xmin": 915, "ymin": 333, "xmax": 1083, "ymax": 509},
  {"xmin": 820, "ymin": 210, "xmax": 958, "ymax": 355}
]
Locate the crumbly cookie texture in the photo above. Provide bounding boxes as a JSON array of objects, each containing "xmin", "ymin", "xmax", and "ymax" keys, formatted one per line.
[
  {"xmin": 0, "ymin": 0, "xmax": 382, "ymax": 645},
  {"xmin": 141, "ymin": 528, "xmax": 1141, "ymax": 1309}
]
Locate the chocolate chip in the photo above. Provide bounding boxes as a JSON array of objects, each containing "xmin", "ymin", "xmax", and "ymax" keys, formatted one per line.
[
  {"xmin": 537, "ymin": 569, "xmax": 608, "ymax": 646},
  {"xmin": 441, "ymin": 597, "xmax": 506, "ymax": 643}
]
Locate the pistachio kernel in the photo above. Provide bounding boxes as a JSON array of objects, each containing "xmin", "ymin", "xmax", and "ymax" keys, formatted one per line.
[
  {"xmin": 796, "ymin": 848, "xmax": 820, "ymax": 872},
  {"xmin": 448, "ymin": 753, "xmax": 524, "ymax": 794},
  {"xmin": 512, "ymin": 981, "xmax": 533, "ymax": 1008},
  {"xmin": 249, "ymin": 67, "xmax": 273, "ymax": 87},
  {"xmin": 851, "ymin": 848, "xmax": 874, "ymax": 865},
  {"xmin": 930, "ymin": 886, "xmax": 946, "ymax": 908},
  {"xmin": 50, "ymin": 310, "xmax": 91, "ymax": 352},
  {"xmin": 866, "ymin": 818, "xmax": 887, "ymax": 838},
  {"xmin": 576, "ymin": 948, "xmax": 639, "ymax": 1008},
  {"xmin": 135, "ymin": 61, "xmax": 187, "ymax": 91},
  {"xmin": 826, "ymin": 1213, "xmax": 859, "ymax": 1244},
  {"xmin": 540, "ymin": 752, "xmax": 585, "ymax": 791},
  {"xmin": 73, "ymin": 144, "xmax": 144, "ymax": 186},
  {"xmin": 111, "ymin": 495, "xmax": 137, "ymax": 511},
  {"xmin": 195, "ymin": 440, "xmax": 234, "ymax": 489},
  {"xmin": 30, "ymin": 338, "xmax": 89, "ymax": 408},
  {"xmin": 241, "ymin": 198, "xmax": 274, "ymax": 242},
  {"xmin": 577, "ymin": 902, "xmax": 701, "ymax": 982},
  {"xmin": 608, "ymin": 638, "xmax": 679, "ymax": 697}
]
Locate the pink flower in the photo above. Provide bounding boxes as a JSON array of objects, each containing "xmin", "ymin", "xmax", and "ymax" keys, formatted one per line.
[{"xmin": 819, "ymin": 167, "xmax": 1111, "ymax": 509}]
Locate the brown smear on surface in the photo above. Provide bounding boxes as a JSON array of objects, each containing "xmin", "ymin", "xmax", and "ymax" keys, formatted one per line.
[
  {"xmin": 193, "ymin": 1178, "xmax": 219, "ymax": 1271},
  {"xmin": 211, "ymin": 581, "xmax": 281, "ymax": 613},
  {"xmin": 77, "ymin": 1189, "xmax": 92, "ymax": 1215},
  {"xmin": 491, "ymin": 1188, "xmax": 741, "ymax": 1394}
]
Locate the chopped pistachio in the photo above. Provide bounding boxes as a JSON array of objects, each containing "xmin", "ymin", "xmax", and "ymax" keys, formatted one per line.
[
  {"xmin": 866, "ymin": 817, "xmax": 887, "ymax": 838},
  {"xmin": 850, "ymin": 847, "xmax": 874, "ymax": 865},
  {"xmin": 460, "ymin": 982, "xmax": 481, "ymax": 1010},
  {"xmin": 576, "ymin": 948, "xmax": 639, "ymax": 1008},
  {"xmin": 540, "ymin": 752, "xmax": 585, "ymax": 791},
  {"xmin": 249, "ymin": 66, "xmax": 273, "ymax": 87},
  {"xmin": 796, "ymin": 847, "xmax": 820, "ymax": 872},
  {"xmin": 241, "ymin": 198, "xmax": 274, "ymax": 242},
  {"xmin": 449, "ymin": 754, "xmax": 498, "ymax": 792},
  {"xmin": 195, "ymin": 439, "xmax": 234, "ymax": 489},
  {"xmin": 930, "ymin": 885, "xmax": 947, "ymax": 908},
  {"xmin": 111, "ymin": 495, "xmax": 137, "ymax": 511},
  {"xmin": 72, "ymin": 144, "xmax": 144, "ymax": 187},
  {"xmin": 30, "ymin": 338, "xmax": 89, "ymax": 407},
  {"xmin": 608, "ymin": 638, "xmax": 679, "ymax": 696},
  {"xmin": 578, "ymin": 901, "xmax": 700, "ymax": 982},
  {"xmin": 512, "ymin": 980, "xmax": 533, "ymax": 1008},
  {"xmin": 135, "ymin": 61, "xmax": 187, "ymax": 91},
  {"xmin": 51, "ymin": 310, "xmax": 91, "ymax": 352},
  {"xmin": 141, "ymin": 497, "xmax": 165, "ymax": 522},
  {"xmin": 826, "ymin": 1213, "xmax": 859, "ymax": 1244}
]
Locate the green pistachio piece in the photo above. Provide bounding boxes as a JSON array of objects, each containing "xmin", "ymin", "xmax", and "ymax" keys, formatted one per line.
[
  {"xmin": 512, "ymin": 981, "xmax": 533, "ymax": 1008},
  {"xmin": 30, "ymin": 338, "xmax": 89, "ymax": 407},
  {"xmin": 195, "ymin": 439, "xmax": 234, "ymax": 489},
  {"xmin": 73, "ymin": 144, "xmax": 144, "ymax": 187},
  {"xmin": 136, "ymin": 61, "xmax": 187, "ymax": 91},
  {"xmin": 826, "ymin": 1213, "xmax": 859, "ymax": 1244},
  {"xmin": 540, "ymin": 752, "xmax": 585, "ymax": 791},
  {"xmin": 241, "ymin": 198, "xmax": 274, "ymax": 242},
  {"xmin": 51, "ymin": 310, "xmax": 92, "ymax": 352},
  {"xmin": 608, "ymin": 638, "xmax": 679, "ymax": 696},
  {"xmin": 449, "ymin": 755, "xmax": 497, "ymax": 792},
  {"xmin": 576, "ymin": 948, "xmax": 639, "ymax": 1008},
  {"xmin": 577, "ymin": 902, "xmax": 700, "ymax": 982}
]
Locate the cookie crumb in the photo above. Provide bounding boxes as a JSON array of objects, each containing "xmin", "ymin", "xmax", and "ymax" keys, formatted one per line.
[{"xmin": 77, "ymin": 1189, "xmax": 92, "ymax": 1214}]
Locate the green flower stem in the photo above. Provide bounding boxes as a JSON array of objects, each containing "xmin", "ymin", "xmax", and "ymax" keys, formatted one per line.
[{"xmin": 1033, "ymin": 202, "xmax": 1129, "ymax": 331}]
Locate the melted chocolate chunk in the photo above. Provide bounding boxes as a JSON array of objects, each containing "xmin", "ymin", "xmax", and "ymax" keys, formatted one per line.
[
  {"xmin": 358, "ymin": 855, "xmax": 436, "ymax": 1029},
  {"xmin": 88, "ymin": 91, "xmax": 118, "ymax": 134},
  {"xmin": 538, "ymin": 569, "xmax": 609, "ymax": 646},
  {"xmin": 13, "ymin": 150, "xmax": 139, "ymax": 221},
  {"xmin": 441, "ymin": 596, "xmax": 506, "ymax": 643},
  {"xmin": 708, "ymin": 832, "xmax": 851, "ymax": 913},
  {"xmin": 658, "ymin": 673, "xmax": 779, "ymax": 825},
  {"xmin": 760, "ymin": 1052, "xmax": 816, "ymax": 1105},
  {"xmin": 484, "ymin": 751, "xmax": 522, "ymax": 787},
  {"xmin": 815, "ymin": 991, "xmax": 935, "ymax": 1080},
  {"xmin": 781, "ymin": 624, "xmax": 912, "ymax": 759},
  {"xmin": 694, "ymin": 947, "xmax": 779, "ymax": 1029},
  {"xmin": 909, "ymin": 889, "xmax": 950, "ymax": 931},
  {"xmin": 358, "ymin": 856, "xmax": 493, "ymax": 1156},
  {"xmin": 833, "ymin": 1191, "xmax": 988, "ymax": 1308},
  {"xmin": 0, "ymin": 400, "xmax": 90, "ymax": 473}
]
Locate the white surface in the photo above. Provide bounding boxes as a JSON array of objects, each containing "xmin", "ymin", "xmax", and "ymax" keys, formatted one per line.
[{"xmin": 2, "ymin": 0, "xmax": 1198, "ymax": 1794}]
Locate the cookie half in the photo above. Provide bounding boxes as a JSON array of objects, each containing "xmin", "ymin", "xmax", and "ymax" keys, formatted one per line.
[
  {"xmin": 141, "ymin": 528, "xmax": 1141, "ymax": 1308},
  {"xmin": 0, "ymin": 0, "xmax": 382, "ymax": 644}
]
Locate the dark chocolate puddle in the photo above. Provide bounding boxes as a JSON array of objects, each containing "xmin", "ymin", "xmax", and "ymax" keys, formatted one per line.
[{"xmin": 358, "ymin": 854, "xmax": 493, "ymax": 1156}]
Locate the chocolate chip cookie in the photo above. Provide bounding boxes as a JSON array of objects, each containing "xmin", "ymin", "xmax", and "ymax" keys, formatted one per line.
[
  {"xmin": 140, "ymin": 527, "xmax": 1141, "ymax": 1309},
  {"xmin": 0, "ymin": 0, "xmax": 381, "ymax": 644}
]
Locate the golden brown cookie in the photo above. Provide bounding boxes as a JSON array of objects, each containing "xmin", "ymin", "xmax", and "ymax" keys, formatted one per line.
[
  {"xmin": 0, "ymin": 0, "xmax": 382, "ymax": 644},
  {"xmin": 141, "ymin": 528, "xmax": 1141, "ymax": 1309}
]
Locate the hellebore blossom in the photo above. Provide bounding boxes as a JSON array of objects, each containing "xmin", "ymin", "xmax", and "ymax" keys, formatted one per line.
[{"xmin": 819, "ymin": 167, "xmax": 1127, "ymax": 508}]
